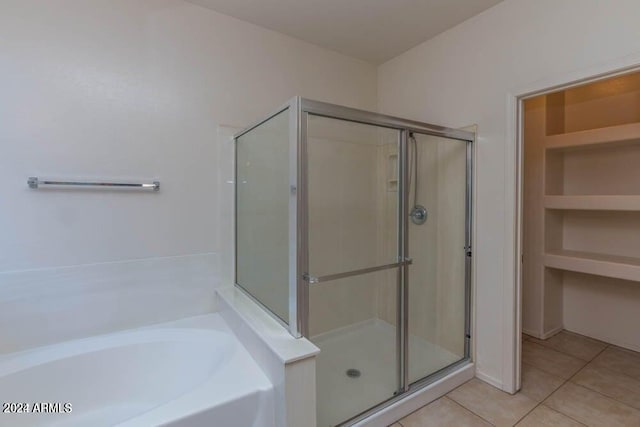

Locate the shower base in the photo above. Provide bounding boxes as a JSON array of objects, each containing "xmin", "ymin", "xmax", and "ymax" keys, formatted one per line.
[{"xmin": 312, "ymin": 318, "xmax": 460, "ymax": 427}]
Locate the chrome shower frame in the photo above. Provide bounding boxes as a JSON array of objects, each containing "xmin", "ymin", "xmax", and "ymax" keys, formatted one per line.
[{"xmin": 234, "ymin": 96, "xmax": 475, "ymax": 425}]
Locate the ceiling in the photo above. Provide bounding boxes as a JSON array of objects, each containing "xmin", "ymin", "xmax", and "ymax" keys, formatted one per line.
[{"xmin": 188, "ymin": 0, "xmax": 503, "ymax": 64}]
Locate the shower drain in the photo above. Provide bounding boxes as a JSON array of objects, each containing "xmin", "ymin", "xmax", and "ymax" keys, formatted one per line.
[{"xmin": 346, "ymin": 368, "xmax": 361, "ymax": 378}]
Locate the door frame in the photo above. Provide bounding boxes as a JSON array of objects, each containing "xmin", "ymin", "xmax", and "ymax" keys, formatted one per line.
[{"xmin": 506, "ymin": 55, "xmax": 640, "ymax": 393}]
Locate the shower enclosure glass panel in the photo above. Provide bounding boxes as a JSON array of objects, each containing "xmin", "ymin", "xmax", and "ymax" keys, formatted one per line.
[
  {"xmin": 306, "ymin": 115, "xmax": 401, "ymax": 427},
  {"xmin": 236, "ymin": 109, "xmax": 292, "ymax": 323},
  {"xmin": 406, "ymin": 133, "xmax": 469, "ymax": 385},
  {"xmin": 307, "ymin": 115, "xmax": 400, "ymax": 276}
]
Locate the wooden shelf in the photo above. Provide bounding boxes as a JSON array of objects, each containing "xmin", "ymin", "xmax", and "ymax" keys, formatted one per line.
[
  {"xmin": 544, "ymin": 195, "xmax": 640, "ymax": 211},
  {"xmin": 545, "ymin": 122, "xmax": 640, "ymax": 150},
  {"xmin": 544, "ymin": 249, "xmax": 640, "ymax": 282}
]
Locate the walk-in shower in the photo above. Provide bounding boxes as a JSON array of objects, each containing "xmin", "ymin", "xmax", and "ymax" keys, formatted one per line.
[{"xmin": 234, "ymin": 97, "xmax": 473, "ymax": 426}]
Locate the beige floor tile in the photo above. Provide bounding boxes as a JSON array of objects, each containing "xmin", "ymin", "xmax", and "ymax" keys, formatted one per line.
[
  {"xmin": 546, "ymin": 382, "xmax": 640, "ymax": 427},
  {"xmin": 389, "ymin": 424, "xmax": 402, "ymax": 427},
  {"xmin": 522, "ymin": 341, "xmax": 586, "ymax": 379},
  {"xmin": 516, "ymin": 405, "xmax": 585, "ymax": 426},
  {"xmin": 520, "ymin": 363, "xmax": 565, "ymax": 402},
  {"xmin": 527, "ymin": 331, "xmax": 607, "ymax": 361},
  {"xmin": 447, "ymin": 378, "xmax": 537, "ymax": 427},
  {"xmin": 591, "ymin": 346, "xmax": 640, "ymax": 382},
  {"xmin": 572, "ymin": 364, "xmax": 640, "ymax": 410},
  {"xmin": 400, "ymin": 397, "xmax": 491, "ymax": 427}
]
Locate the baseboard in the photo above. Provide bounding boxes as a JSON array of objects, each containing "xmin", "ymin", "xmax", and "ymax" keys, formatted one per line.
[
  {"xmin": 522, "ymin": 325, "xmax": 563, "ymax": 340},
  {"xmin": 541, "ymin": 325, "xmax": 563, "ymax": 340},
  {"xmin": 474, "ymin": 370, "xmax": 503, "ymax": 390},
  {"xmin": 521, "ymin": 328, "xmax": 543, "ymax": 339},
  {"xmin": 564, "ymin": 326, "xmax": 640, "ymax": 353}
]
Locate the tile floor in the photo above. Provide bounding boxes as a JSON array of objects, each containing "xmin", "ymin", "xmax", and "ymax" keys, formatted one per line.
[{"xmin": 390, "ymin": 331, "xmax": 640, "ymax": 426}]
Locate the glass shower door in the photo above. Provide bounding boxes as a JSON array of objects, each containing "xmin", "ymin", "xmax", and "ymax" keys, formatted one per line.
[
  {"xmin": 405, "ymin": 132, "xmax": 470, "ymax": 385},
  {"xmin": 305, "ymin": 114, "xmax": 402, "ymax": 426}
]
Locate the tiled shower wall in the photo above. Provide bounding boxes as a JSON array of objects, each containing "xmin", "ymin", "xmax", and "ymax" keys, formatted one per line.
[
  {"xmin": 376, "ymin": 135, "xmax": 467, "ymax": 356},
  {"xmin": 307, "ymin": 123, "xmax": 385, "ymax": 336}
]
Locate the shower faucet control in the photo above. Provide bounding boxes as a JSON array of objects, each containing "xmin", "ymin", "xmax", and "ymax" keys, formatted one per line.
[{"xmin": 410, "ymin": 205, "xmax": 428, "ymax": 225}]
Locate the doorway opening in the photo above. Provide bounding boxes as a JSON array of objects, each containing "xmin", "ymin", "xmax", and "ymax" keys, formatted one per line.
[{"xmin": 517, "ymin": 69, "xmax": 640, "ymax": 406}]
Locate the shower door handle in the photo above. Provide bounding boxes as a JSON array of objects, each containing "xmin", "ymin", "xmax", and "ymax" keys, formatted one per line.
[{"xmin": 303, "ymin": 259, "xmax": 412, "ymax": 285}]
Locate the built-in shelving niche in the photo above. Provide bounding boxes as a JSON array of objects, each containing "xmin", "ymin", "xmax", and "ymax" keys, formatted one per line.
[
  {"xmin": 524, "ymin": 72, "xmax": 640, "ymax": 346},
  {"xmin": 543, "ymin": 129, "xmax": 640, "ymax": 283},
  {"xmin": 544, "ymin": 210, "xmax": 640, "ymax": 283},
  {"xmin": 545, "ymin": 128, "xmax": 640, "ymax": 197},
  {"xmin": 387, "ymin": 152, "xmax": 398, "ymax": 192}
]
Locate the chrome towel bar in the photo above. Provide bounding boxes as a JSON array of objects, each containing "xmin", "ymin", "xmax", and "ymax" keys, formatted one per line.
[{"xmin": 27, "ymin": 177, "xmax": 160, "ymax": 192}]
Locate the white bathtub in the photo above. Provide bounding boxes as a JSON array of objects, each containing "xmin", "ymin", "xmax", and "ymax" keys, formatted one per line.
[{"xmin": 0, "ymin": 314, "xmax": 274, "ymax": 427}]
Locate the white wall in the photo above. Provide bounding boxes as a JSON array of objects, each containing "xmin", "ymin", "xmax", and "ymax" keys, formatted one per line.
[
  {"xmin": 521, "ymin": 97, "xmax": 547, "ymax": 338},
  {"xmin": 378, "ymin": 0, "xmax": 640, "ymax": 390},
  {"xmin": 0, "ymin": 0, "xmax": 376, "ymax": 272},
  {"xmin": 0, "ymin": 0, "xmax": 376, "ymax": 352}
]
